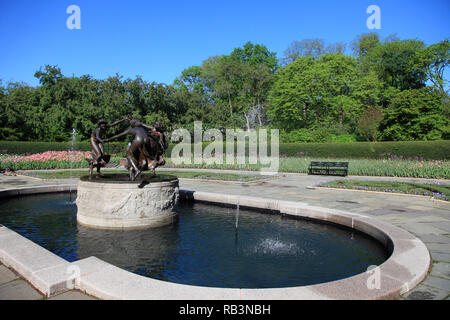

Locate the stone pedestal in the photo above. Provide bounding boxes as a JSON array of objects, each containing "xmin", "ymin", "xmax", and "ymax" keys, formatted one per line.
[{"xmin": 76, "ymin": 174, "xmax": 179, "ymax": 229}]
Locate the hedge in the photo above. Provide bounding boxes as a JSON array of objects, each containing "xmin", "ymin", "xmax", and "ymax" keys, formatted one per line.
[
  {"xmin": 1, "ymin": 140, "xmax": 449, "ymax": 160},
  {"xmin": 277, "ymin": 141, "xmax": 450, "ymax": 160}
]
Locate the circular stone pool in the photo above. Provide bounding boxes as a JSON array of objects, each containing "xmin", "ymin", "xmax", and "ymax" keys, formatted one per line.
[{"xmin": 0, "ymin": 192, "xmax": 389, "ymax": 289}]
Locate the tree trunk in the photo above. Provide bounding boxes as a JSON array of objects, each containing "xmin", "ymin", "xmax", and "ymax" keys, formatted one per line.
[
  {"xmin": 228, "ymin": 92, "xmax": 233, "ymax": 116},
  {"xmin": 256, "ymin": 101, "xmax": 263, "ymax": 127},
  {"xmin": 244, "ymin": 112, "xmax": 251, "ymax": 132}
]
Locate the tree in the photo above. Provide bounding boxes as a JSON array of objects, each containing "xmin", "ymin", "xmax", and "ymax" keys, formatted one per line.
[
  {"xmin": 282, "ymin": 39, "xmax": 347, "ymax": 65},
  {"xmin": 350, "ymin": 33, "xmax": 380, "ymax": 57},
  {"xmin": 357, "ymin": 106, "xmax": 384, "ymax": 142},
  {"xmin": 199, "ymin": 42, "xmax": 277, "ymax": 131},
  {"xmin": 282, "ymin": 39, "xmax": 325, "ymax": 64},
  {"xmin": 379, "ymin": 88, "xmax": 448, "ymax": 141},
  {"xmin": 0, "ymin": 80, "xmax": 5, "ymax": 139},
  {"xmin": 174, "ymin": 65, "xmax": 209, "ymax": 95},
  {"xmin": 2, "ymin": 82, "xmax": 37, "ymax": 140},
  {"xmin": 229, "ymin": 42, "xmax": 277, "ymax": 130},
  {"xmin": 363, "ymin": 39, "xmax": 427, "ymax": 90},
  {"xmin": 415, "ymin": 39, "xmax": 450, "ymax": 96},
  {"xmin": 230, "ymin": 41, "xmax": 278, "ymax": 72},
  {"xmin": 351, "ymin": 70, "xmax": 385, "ymax": 109},
  {"xmin": 212, "ymin": 55, "xmax": 246, "ymax": 118},
  {"xmin": 268, "ymin": 54, "xmax": 360, "ymax": 132},
  {"xmin": 34, "ymin": 65, "xmax": 63, "ymax": 86},
  {"xmin": 325, "ymin": 42, "xmax": 347, "ymax": 55}
]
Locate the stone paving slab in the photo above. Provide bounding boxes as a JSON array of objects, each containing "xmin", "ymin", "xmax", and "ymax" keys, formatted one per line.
[
  {"xmin": 403, "ymin": 283, "xmax": 449, "ymax": 300},
  {"xmin": 0, "ymin": 279, "xmax": 43, "ymax": 300},
  {"xmin": 430, "ymin": 221, "xmax": 450, "ymax": 231},
  {"xmin": 430, "ymin": 252, "xmax": 450, "ymax": 263},
  {"xmin": 430, "ymin": 262, "xmax": 450, "ymax": 280},
  {"xmin": 426, "ymin": 243, "xmax": 450, "ymax": 254},
  {"xmin": 0, "ymin": 264, "xmax": 19, "ymax": 285},
  {"xmin": 394, "ymin": 222, "xmax": 448, "ymax": 237},
  {"xmin": 0, "ymin": 256, "xmax": 97, "ymax": 300},
  {"xmin": 419, "ymin": 234, "xmax": 450, "ymax": 244},
  {"xmin": 420, "ymin": 275, "xmax": 450, "ymax": 292},
  {"xmin": 47, "ymin": 290, "xmax": 98, "ymax": 300}
]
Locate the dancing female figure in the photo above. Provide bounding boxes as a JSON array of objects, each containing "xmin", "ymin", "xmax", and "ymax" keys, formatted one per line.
[{"xmin": 88, "ymin": 118, "xmax": 127, "ymax": 179}]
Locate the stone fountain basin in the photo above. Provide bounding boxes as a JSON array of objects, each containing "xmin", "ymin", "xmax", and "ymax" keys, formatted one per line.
[
  {"xmin": 0, "ymin": 185, "xmax": 430, "ymax": 300},
  {"xmin": 76, "ymin": 174, "xmax": 179, "ymax": 229}
]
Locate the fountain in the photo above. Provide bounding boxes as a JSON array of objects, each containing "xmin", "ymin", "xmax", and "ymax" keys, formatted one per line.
[
  {"xmin": 0, "ymin": 118, "xmax": 431, "ymax": 298},
  {"xmin": 76, "ymin": 116, "xmax": 179, "ymax": 229}
]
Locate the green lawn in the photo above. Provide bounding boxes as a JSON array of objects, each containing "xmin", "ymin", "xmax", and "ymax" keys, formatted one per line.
[
  {"xmin": 164, "ymin": 157, "xmax": 449, "ymax": 179},
  {"xmin": 318, "ymin": 179, "xmax": 450, "ymax": 201}
]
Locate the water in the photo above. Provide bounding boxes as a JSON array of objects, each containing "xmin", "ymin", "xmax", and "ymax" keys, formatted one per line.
[
  {"xmin": 0, "ymin": 193, "xmax": 389, "ymax": 288},
  {"xmin": 69, "ymin": 128, "xmax": 76, "ymax": 202},
  {"xmin": 235, "ymin": 198, "xmax": 240, "ymax": 230}
]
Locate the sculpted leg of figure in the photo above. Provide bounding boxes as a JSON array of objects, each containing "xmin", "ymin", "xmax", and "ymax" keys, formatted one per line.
[
  {"xmin": 96, "ymin": 165, "xmax": 102, "ymax": 179},
  {"xmin": 127, "ymin": 142, "xmax": 141, "ymax": 181},
  {"xmin": 88, "ymin": 163, "xmax": 93, "ymax": 180},
  {"xmin": 138, "ymin": 151, "xmax": 147, "ymax": 170},
  {"xmin": 145, "ymin": 137, "xmax": 159, "ymax": 176},
  {"xmin": 149, "ymin": 159, "xmax": 157, "ymax": 176},
  {"xmin": 90, "ymin": 137, "xmax": 103, "ymax": 163},
  {"xmin": 98, "ymin": 143, "xmax": 106, "ymax": 164},
  {"xmin": 157, "ymin": 154, "xmax": 165, "ymax": 166}
]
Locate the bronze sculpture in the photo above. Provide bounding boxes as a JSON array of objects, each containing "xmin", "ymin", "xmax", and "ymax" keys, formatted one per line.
[
  {"xmin": 102, "ymin": 116, "xmax": 168, "ymax": 181},
  {"xmin": 86, "ymin": 118, "xmax": 127, "ymax": 180}
]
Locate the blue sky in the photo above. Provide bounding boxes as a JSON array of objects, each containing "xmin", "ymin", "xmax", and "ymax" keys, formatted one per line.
[{"xmin": 1, "ymin": 0, "xmax": 449, "ymax": 87}]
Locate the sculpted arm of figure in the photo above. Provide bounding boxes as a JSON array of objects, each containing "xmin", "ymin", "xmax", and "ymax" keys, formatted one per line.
[
  {"xmin": 142, "ymin": 123, "xmax": 155, "ymax": 130},
  {"xmin": 103, "ymin": 130, "xmax": 129, "ymax": 142},
  {"xmin": 107, "ymin": 118, "xmax": 128, "ymax": 127}
]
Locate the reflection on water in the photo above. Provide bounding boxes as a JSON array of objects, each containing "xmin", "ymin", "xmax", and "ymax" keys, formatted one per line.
[{"xmin": 0, "ymin": 193, "xmax": 389, "ymax": 288}]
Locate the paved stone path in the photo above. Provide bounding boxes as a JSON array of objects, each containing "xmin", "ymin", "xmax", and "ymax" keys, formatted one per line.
[
  {"xmin": 0, "ymin": 261, "xmax": 96, "ymax": 300},
  {"xmin": 0, "ymin": 169, "xmax": 449, "ymax": 300}
]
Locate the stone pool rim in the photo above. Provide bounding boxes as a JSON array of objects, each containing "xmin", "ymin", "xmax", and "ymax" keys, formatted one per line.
[{"xmin": 0, "ymin": 184, "xmax": 431, "ymax": 300}]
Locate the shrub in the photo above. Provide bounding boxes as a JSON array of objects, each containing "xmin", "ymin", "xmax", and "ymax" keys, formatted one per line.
[
  {"xmin": 331, "ymin": 134, "xmax": 358, "ymax": 143},
  {"xmin": 281, "ymin": 129, "xmax": 315, "ymax": 143},
  {"xmin": 280, "ymin": 127, "xmax": 332, "ymax": 143}
]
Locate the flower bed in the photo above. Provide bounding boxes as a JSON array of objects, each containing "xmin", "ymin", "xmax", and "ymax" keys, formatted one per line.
[
  {"xmin": 0, "ymin": 151, "xmax": 93, "ymax": 170},
  {"xmin": 1, "ymin": 150, "xmax": 449, "ymax": 179}
]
